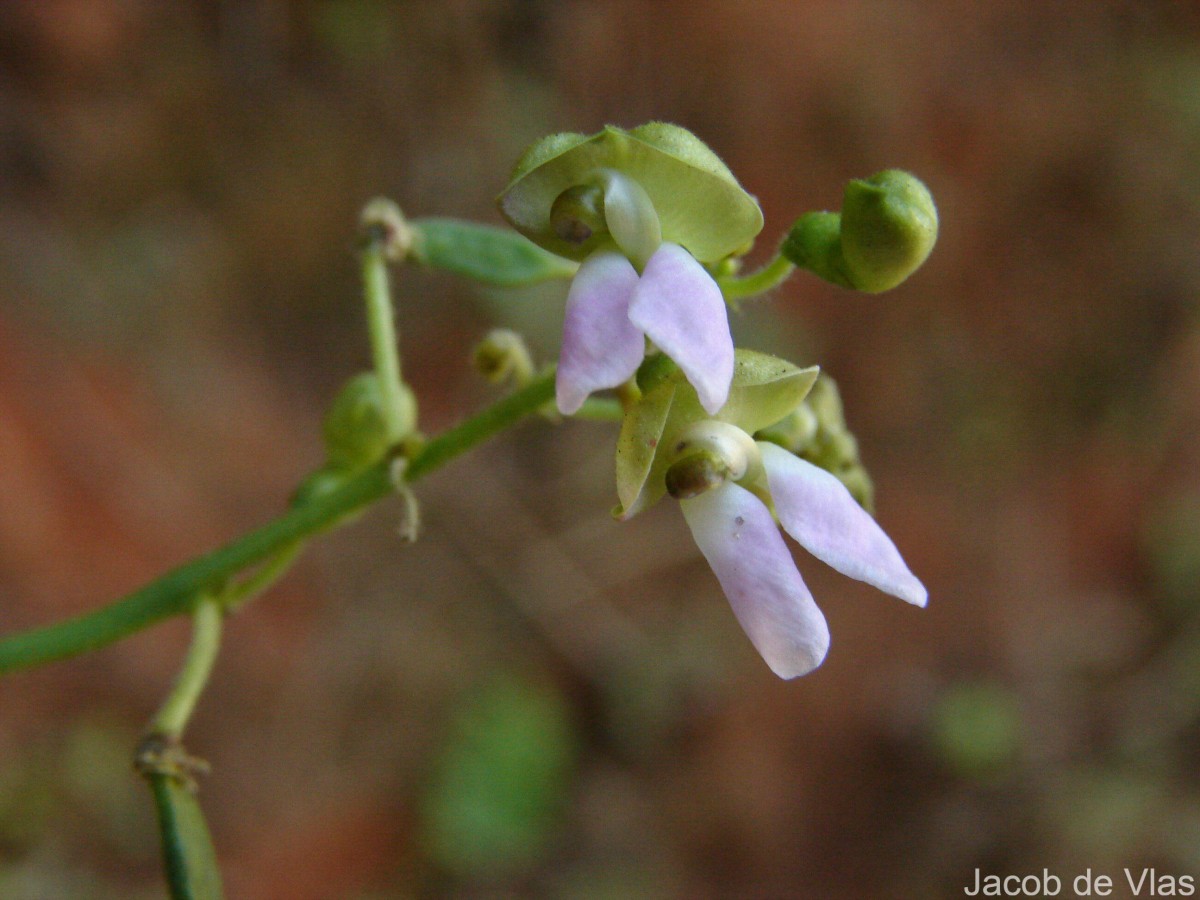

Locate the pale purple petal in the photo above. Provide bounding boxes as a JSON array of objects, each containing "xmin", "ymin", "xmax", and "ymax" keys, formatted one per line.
[
  {"xmin": 759, "ymin": 442, "xmax": 928, "ymax": 606},
  {"xmin": 556, "ymin": 251, "xmax": 644, "ymax": 414},
  {"xmin": 627, "ymin": 243, "xmax": 733, "ymax": 416},
  {"xmin": 681, "ymin": 482, "xmax": 830, "ymax": 678}
]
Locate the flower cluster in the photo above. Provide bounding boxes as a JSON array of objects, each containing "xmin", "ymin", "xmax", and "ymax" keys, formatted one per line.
[{"xmin": 498, "ymin": 124, "xmax": 935, "ymax": 678}]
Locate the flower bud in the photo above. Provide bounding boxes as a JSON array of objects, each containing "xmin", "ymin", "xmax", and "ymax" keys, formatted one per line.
[
  {"xmin": 778, "ymin": 374, "xmax": 876, "ymax": 513},
  {"xmin": 839, "ymin": 170, "xmax": 938, "ymax": 293},
  {"xmin": 754, "ymin": 403, "xmax": 819, "ymax": 453},
  {"xmin": 472, "ymin": 329, "xmax": 534, "ymax": 386},
  {"xmin": 360, "ymin": 197, "xmax": 414, "ymax": 262},
  {"xmin": 323, "ymin": 372, "xmax": 414, "ymax": 469},
  {"xmin": 782, "ymin": 170, "xmax": 937, "ymax": 293}
]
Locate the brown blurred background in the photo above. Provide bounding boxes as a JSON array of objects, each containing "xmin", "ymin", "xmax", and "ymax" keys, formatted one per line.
[{"xmin": 2, "ymin": 1, "xmax": 1200, "ymax": 897}]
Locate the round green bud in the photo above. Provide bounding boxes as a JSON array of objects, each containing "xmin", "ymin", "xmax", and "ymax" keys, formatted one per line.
[
  {"xmin": 323, "ymin": 372, "xmax": 413, "ymax": 469},
  {"xmin": 839, "ymin": 170, "xmax": 938, "ymax": 293},
  {"xmin": 498, "ymin": 123, "xmax": 762, "ymax": 263},
  {"xmin": 665, "ymin": 451, "xmax": 733, "ymax": 500}
]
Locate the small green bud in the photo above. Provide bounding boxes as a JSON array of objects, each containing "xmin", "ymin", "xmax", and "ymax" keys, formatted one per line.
[
  {"xmin": 782, "ymin": 170, "xmax": 937, "ymax": 293},
  {"xmin": 360, "ymin": 197, "xmax": 414, "ymax": 262},
  {"xmin": 804, "ymin": 371, "xmax": 845, "ymax": 426},
  {"xmin": 754, "ymin": 403, "xmax": 819, "ymax": 452},
  {"xmin": 472, "ymin": 329, "xmax": 534, "ymax": 386},
  {"xmin": 840, "ymin": 170, "xmax": 938, "ymax": 293},
  {"xmin": 831, "ymin": 427, "xmax": 860, "ymax": 462},
  {"xmin": 665, "ymin": 452, "xmax": 733, "ymax": 499},
  {"xmin": 323, "ymin": 372, "xmax": 414, "ymax": 469}
]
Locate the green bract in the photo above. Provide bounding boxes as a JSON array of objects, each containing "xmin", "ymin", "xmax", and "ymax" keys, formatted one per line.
[
  {"xmin": 615, "ymin": 350, "xmax": 819, "ymax": 519},
  {"xmin": 498, "ymin": 123, "xmax": 763, "ymax": 264}
]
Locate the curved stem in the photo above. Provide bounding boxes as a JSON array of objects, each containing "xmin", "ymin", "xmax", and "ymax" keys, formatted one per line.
[
  {"xmin": 717, "ymin": 253, "xmax": 796, "ymax": 302},
  {"xmin": 361, "ymin": 241, "xmax": 409, "ymax": 442},
  {"xmin": 152, "ymin": 598, "xmax": 223, "ymax": 739},
  {"xmin": 0, "ymin": 370, "xmax": 558, "ymax": 673}
]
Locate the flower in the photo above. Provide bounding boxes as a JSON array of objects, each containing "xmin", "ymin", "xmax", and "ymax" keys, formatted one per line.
[
  {"xmin": 675, "ymin": 426, "xmax": 926, "ymax": 679},
  {"xmin": 616, "ymin": 350, "xmax": 926, "ymax": 680},
  {"xmin": 557, "ymin": 238, "xmax": 732, "ymax": 416},
  {"xmin": 496, "ymin": 124, "xmax": 764, "ymax": 417}
]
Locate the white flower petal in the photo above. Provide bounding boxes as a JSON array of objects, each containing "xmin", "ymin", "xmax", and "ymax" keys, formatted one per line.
[
  {"xmin": 759, "ymin": 442, "xmax": 928, "ymax": 606},
  {"xmin": 681, "ymin": 482, "xmax": 830, "ymax": 678},
  {"xmin": 556, "ymin": 251, "xmax": 645, "ymax": 414},
  {"xmin": 628, "ymin": 243, "xmax": 734, "ymax": 416}
]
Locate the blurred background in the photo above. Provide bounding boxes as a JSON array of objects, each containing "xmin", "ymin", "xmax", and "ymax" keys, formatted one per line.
[{"xmin": 2, "ymin": 1, "xmax": 1199, "ymax": 897}]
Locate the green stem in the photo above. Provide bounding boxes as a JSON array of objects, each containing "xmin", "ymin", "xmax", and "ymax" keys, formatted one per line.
[
  {"xmin": 403, "ymin": 368, "xmax": 554, "ymax": 481},
  {"xmin": 0, "ymin": 370, "xmax": 558, "ymax": 673},
  {"xmin": 221, "ymin": 541, "xmax": 305, "ymax": 613},
  {"xmin": 361, "ymin": 241, "xmax": 408, "ymax": 442},
  {"xmin": 152, "ymin": 598, "xmax": 223, "ymax": 739},
  {"xmin": 717, "ymin": 253, "xmax": 796, "ymax": 301}
]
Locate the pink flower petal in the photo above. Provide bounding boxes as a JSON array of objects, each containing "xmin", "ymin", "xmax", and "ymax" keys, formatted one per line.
[
  {"xmin": 628, "ymin": 243, "xmax": 733, "ymax": 416},
  {"xmin": 556, "ymin": 252, "xmax": 645, "ymax": 414},
  {"xmin": 681, "ymin": 482, "xmax": 830, "ymax": 678},
  {"xmin": 759, "ymin": 442, "xmax": 928, "ymax": 607}
]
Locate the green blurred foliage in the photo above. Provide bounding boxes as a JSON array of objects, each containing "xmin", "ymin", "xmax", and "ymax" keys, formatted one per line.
[
  {"xmin": 419, "ymin": 672, "xmax": 578, "ymax": 881},
  {"xmin": 930, "ymin": 681, "xmax": 1022, "ymax": 781}
]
